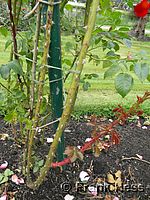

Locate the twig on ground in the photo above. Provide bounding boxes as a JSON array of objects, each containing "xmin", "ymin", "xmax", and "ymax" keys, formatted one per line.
[{"xmin": 122, "ymin": 156, "xmax": 150, "ymax": 165}]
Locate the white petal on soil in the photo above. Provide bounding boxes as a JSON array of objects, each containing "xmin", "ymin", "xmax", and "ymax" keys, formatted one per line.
[
  {"xmin": 64, "ymin": 129, "xmax": 71, "ymax": 133},
  {"xmin": 88, "ymin": 186, "xmax": 97, "ymax": 196},
  {"xmin": 142, "ymin": 126, "xmax": 147, "ymax": 130},
  {"xmin": 64, "ymin": 194, "xmax": 75, "ymax": 200},
  {"xmin": 0, "ymin": 161, "xmax": 8, "ymax": 169},
  {"xmin": 85, "ymin": 138, "xmax": 92, "ymax": 142},
  {"xmin": 0, "ymin": 194, "xmax": 7, "ymax": 200},
  {"xmin": 18, "ymin": 178, "xmax": 25, "ymax": 184},
  {"xmin": 0, "ymin": 134, "xmax": 9, "ymax": 141},
  {"xmin": 109, "ymin": 119, "xmax": 113, "ymax": 122},
  {"xmin": 79, "ymin": 171, "xmax": 90, "ymax": 182},
  {"xmin": 38, "ymin": 128, "xmax": 42, "ymax": 133},
  {"xmin": 113, "ymin": 197, "xmax": 119, "ymax": 200},
  {"xmin": 47, "ymin": 138, "xmax": 54, "ymax": 143},
  {"xmin": 136, "ymin": 154, "xmax": 143, "ymax": 160}
]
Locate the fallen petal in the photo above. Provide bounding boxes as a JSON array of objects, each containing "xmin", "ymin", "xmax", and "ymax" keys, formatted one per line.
[
  {"xmin": 85, "ymin": 138, "xmax": 92, "ymax": 142},
  {"xmin": 18, "ymin": 178, "xmax": 24, "ymax": 184},
  {"xmin": 11, "ymin": 174, "xmax": 19, "ymax": 185},
  {"xmin": 113, "ymin": 197, "xmax": 119, "ymax": 200},
  {"xmin": 0, "ymin": 134, "xmax": 9, "ymax": 141},
  {"xmin": 142, "ymin": 126, "xmax": 147, "ymax": 130},
  {"xmin": 88, "ymin": 186, "xmax": 97, "ymax": 196},
  {"xmin": 0, "ymin": 161, "xmax": 8, "ymax": 170},
  {"xmin": 79, "ymin": 171, "xmax": 90, "ymax": 182},
  {"xmin": 38, "ymin": 128, "xmax": 41, "ymax": 133},
  {"xmin": 47, "ymin": 138, "xmax": 54, "ymax": 143},
  {"xmin": 136, "ymin": 154, "xmax": 143, "ymax": 160},
  {"xmin": 0, "ymin": 194, "xmax": 7, "ymax": 200},
  {"xmin": 64, "ymin": 129, "xmax": 71, "ymax": 133},
  {"xmin": 11, "ymin": 174, "xmax": 24, "ymax": 185},
  {"xmin": 64, "ymin": 194, "xmax": 74, "ymax": 200}
]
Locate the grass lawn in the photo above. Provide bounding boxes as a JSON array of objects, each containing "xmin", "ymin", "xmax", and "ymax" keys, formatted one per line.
[
  {"xmin": 62, "ymin": 35, "xmax": 150, "ymax": 116},
  {"xmin": 0, "ymin": 32, "xmax": 150, "ymax": 116}
]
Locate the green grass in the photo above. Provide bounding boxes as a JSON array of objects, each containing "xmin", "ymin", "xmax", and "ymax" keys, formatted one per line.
[
  {"xmin": 0, "ymin": 32, "xmax": 150, "ymax": 117},
  {"xmin": 62, "ymin": 36, "xmax": 150, "ymax": 116},
  {"xmin": 74, "ymin": 90, "xmax": 150, "ymax": 117}
]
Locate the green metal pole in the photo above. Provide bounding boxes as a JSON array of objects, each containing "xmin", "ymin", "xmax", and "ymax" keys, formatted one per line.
[{"xmin": 47, "ymin": 1, "xmax": 65, "ymax": 162}]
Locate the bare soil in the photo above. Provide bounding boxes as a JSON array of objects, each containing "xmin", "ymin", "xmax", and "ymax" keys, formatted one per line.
[{"xmin": 0, "ymin": 116, "xmax": 150, "ymax": 200}]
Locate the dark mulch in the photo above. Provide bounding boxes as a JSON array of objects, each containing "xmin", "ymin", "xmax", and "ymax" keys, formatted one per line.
[{"xmin": 0, "ymin": 116, "xmax": 150, "ymax": 200}]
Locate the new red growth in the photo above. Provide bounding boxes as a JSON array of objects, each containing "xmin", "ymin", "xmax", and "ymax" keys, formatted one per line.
[{"xmin": 51, "ymin": 92, "xmax": 150, "ymax": 168}]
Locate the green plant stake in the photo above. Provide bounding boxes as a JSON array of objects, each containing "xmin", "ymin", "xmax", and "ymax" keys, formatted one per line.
[
  {"xmin": 42, "ymin": 0, "xmax": 64, "ymax": 162},
  {"xmin": 47, "ymin": 0, "xmax": 64, "ymax": 162}
]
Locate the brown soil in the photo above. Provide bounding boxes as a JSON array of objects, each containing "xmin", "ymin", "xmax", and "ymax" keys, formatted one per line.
[{"xmin": 0, "ymin": 117, "xmax": 150, "ymax": 200}]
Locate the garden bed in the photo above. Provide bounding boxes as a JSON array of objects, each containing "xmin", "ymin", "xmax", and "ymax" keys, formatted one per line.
[{"xmin": 0, "ymin": 116, "xmax": 150, "ymax": 200}]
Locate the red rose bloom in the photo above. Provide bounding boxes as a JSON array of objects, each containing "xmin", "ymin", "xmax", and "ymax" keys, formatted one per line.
[{"xmin": 134, "ymin": 0, "xmax": 150, "ymax": 17}]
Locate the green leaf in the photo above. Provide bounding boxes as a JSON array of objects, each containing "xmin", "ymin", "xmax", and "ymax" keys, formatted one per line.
[
  {"xmin": 84, "ymin": 73, "xmax": 99, "ymax": 79},
  {"xmin": 114, "ymin": 42, "xmax": 120, "ymax": 51},
  {"xmin": 91, "ymin": 73, "xmax": 99, "ymax": 78},
  {"xmin": 112, "ymin": 11, "xmax": 121, "ymax": 19},
  {"xmin": 115, "ymin": 73, "xmax": 133, "ymax": 97},
  {"xmin": 4, "ymin": 169, "xmax": 14, "ymax": 177},
  {"xmin": 63, "ymin": 59, "xmax": 72, "ymax": 66},
  {"xmin": 0, "ymin": 64, "xmax": 11, "ymax": 79},
  {"xmin": 104, "ymin": 64, "xmax": 120, "ymax": 79},
  {"xmin": 5, "ymin": 39, "xmax": 12, "ymax": 50},
  {"xmin": 65, "ymin": 4, "xmax": 73, "ymax": 11},
  {"xmin": 24, "ymin": 119, "xmax": 32, "ymax": 129},
  {"xmin": 106, "ymin": 51, "xmax": 115, "ymax": 57},
  {"xmin": 0, "ymin": 27, "xmax": 8, "ymax": 37},
  {"xmin": 130, "ymin": 64, "xmax": 134, "ymax": 71},
  {"xmin": 119, "ymin": 27, "xmax": 129, "ymax": 31},
  {"xmin": 0, "ymin": 176, "xmax": 8, "ymax": 184},
  {"xmin": 107, "ymin": 41, "xmax": 119, "ymax": 51},
  {"xmin": 0, "ymin": 173, "xmax": 4, "ymax": 182},
  {"xmin": 76, "ymin": 151, "xmax": 84, "ymax": 161},
  {"xmin": 134, "ymin": 63, "xmax": 149, "ymax": 82},
  {"xmin": 127, "ymin": 0, "xmax": 134, "ymax": 8},
  {"xmin": 38, "ymin": 159, "xmax": 44, "ymax": 167},
  {"xmin": 106, "ymin": 51, "xmax": 120, "ymax": 59},
  {"xmin": 103, "ymin": 60, "xmax": 113, "ymax": 68},
  {"xmin": 33, "ymin": 166, "xmax": 39, "ymax": 173},
  {"xmin": 123, "ymin": 38, "xmax": 132, "ymax": 48},
  {"xmin": 4, "ymin": 111, "xmax": 17, "ymax": 122},
  {"xmin": 100, "ymin": 0, "xmax": 111, "ymax": 10},
  {"xmin": 95, "ymin": 37, "xmax": 101, "ymax": 45},
  {"xmin": 7, "ymin": 60, "xmax": 23, "ymax": 75},
  {"xmin": 107, "ymin": 41, "xmax": 115, "ymax": 49}
]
